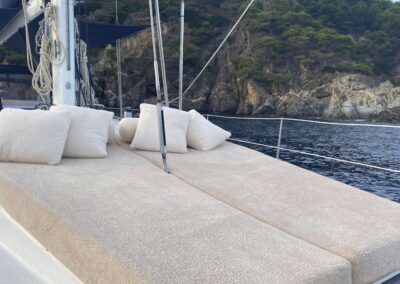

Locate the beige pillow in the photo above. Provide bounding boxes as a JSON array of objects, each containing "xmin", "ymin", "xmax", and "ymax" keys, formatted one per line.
[
  {"xmin": 187, "ymin": 109, "xmax": 231, "ymax": 151},
  {"xmin": 118, "ymin": 118, "xmax": 139, "ymax": 143},
  {"xmin": 0, "ymin": 109, "xmax": 71, "ymax": 165},
  {"xmin": 50, "ymin": 105, "xmax": 113, "ymax": 158},
  {"xmin": 131, "ymin": 104, "xmax": 190, "ymax": 153}
]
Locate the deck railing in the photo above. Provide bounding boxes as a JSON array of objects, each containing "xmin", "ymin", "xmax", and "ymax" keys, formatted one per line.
[
  {"xmin": 206, "ymin": 114, "xmax": 400, "ymax": 174},
  {"xmin": 106, "ymin": 106, "xmax": 400, "ymax": 174}
]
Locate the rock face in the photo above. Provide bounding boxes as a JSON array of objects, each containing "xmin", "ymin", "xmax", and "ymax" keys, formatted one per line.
[
  {"xmin": 272, "ymin": 74, "xmax": 400, "ymax": 121},
  {"xmin": 237, "ymin": 79, "xmax": 275, "ymax": 115},
  {"xmin": 89, "ymin": 20, "xmax": 400, "ymax": 122},
  {"xmin": 91, "ymin": 36, "xmax": 400, "ymax": 121},
  {"xmin": 324, "ymin": 76, "xmax": 400, "ymax": 120}
]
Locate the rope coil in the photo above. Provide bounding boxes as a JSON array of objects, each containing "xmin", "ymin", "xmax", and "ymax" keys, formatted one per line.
[{"xmin": 22, "ymin": 1, "xmax": 66, "ymax": 103}]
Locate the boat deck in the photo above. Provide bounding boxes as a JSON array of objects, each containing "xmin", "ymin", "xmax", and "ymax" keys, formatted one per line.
[
  {"xmin": 0, "ymin": 208, "xmax": 81, "ymax": 284},
  {"xmin": 118, "ymin": 139, "xmax": 400, "ymax": 284},
  {"xmin": 0, "ymin": 142, "xmax": 399, "ymax": 283}
]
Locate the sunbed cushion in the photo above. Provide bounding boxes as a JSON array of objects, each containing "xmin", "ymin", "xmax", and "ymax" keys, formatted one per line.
[
  {"xmin": 0, "ymin": 109, "xmax": 70, "ymax": 165},
  {"xmin": 132, "ymin": 104, "xmax": 190, "ymax": 153},
  {"xmin": 187, "ymin": 110, "xmax": 231, "ymax": 151},
  {"xmin": 0, "ymin": 146, "xmax": 352, "ymax": 284},
  {"xmin": 51, "ymin": 105, "xmax": 113, "ymax": 158},
  {"xmin": 118, "ymin": 117, "xmax": 138, "ymax": 143},
  {"xmin": 129, "ymin": 142, "xmax": 400, "ymax": 284},
  {"xmin": 107, "ymin": 122, "xmax": 116, "ymax": 145}
]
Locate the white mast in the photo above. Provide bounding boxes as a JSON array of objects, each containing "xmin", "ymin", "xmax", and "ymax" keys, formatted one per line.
[
  {"xmin": 115, "ymin": 0, "xmax": 123, "ymax": 118},
  {"xmin": 51, "ymin": 0, "xmax": 76, "ymax": 106},
  {"xmin": 178, "ymin": 0, "xmax": 184, "ymax": 110}
]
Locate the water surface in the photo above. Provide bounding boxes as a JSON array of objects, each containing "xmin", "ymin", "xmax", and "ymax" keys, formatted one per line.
[{"xmin": 210, "ymin": 116, "xmax": 400, "ymax": 203}]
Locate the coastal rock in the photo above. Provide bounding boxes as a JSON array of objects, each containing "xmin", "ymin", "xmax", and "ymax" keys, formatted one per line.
[
  {"xmin": 88, "ymin": 13, "xmax": 400, "ymax": 122},
  {"xmin": 209, "ymin": 52, "xmax": 238, "ymax": 113},
  {"xmin": 323, "ymin": 75, "xmax": 400, "ymax": 121},
  {"xmin": 253, "ymin": 74, "xmax": 400, "ymax": 121},
  {"xmin": 237, "ymin": 79, "xmax": 275, "ymax": 115}
]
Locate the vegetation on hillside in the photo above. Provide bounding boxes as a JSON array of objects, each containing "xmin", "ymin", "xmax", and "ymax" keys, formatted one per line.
[
  {"xmin": 85, "ymin": 0, "xmax": 400, "ymax": 87},
  {"xmin": 0, "ymin": 46, "xmax": 26, "ymax": 65},
  {"xmin": 3, "ymin": 0, "xmax": 400, "ymax": 82},
  {"xmin": 2, "ymin": 0, "xmax": 399, "ymax": 108}
]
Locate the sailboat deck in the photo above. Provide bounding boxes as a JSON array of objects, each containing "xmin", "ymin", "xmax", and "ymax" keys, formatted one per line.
[
  {"xmin": 117, "ymin": 140, "xmax": 400, "ymax": 284},
  {"xmin": 0, "ymin": 145, "xmax": 352, "ymax": 284}
]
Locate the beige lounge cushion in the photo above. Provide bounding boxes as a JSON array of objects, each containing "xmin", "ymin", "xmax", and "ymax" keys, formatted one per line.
[
  {"xmin": 0, "ymin": 146, "xmax": 351, "ymax": 284},
  {"xmin": 50, "ymin": 105, "xmax": 113, "ymax": 158},
  {"xmin": 118, "ymin": 118, "xmax": 138, "ymax": 143},
  {"xmin": 131, "ymin": 104, "xmax": 190, "ymax": 153},
  {"xmin": 187, "ymin": 109, "xmax": 231, "ymax": 150},
  {"xmin": 107, "ymin": 122, "xmax": 116, "ymax": 145},
  {"xmin": 0, "ymin": 109, "xmax": 70, "ymax": 165},
  {"xmin": 129, "ymin": 142, "xmax": 400, "ymax": 284}
]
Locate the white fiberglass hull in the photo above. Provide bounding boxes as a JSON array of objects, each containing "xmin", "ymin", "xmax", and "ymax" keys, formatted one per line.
[{"xmin": 0, "ymin": 208, "xmax": 81, "ymax": 284}]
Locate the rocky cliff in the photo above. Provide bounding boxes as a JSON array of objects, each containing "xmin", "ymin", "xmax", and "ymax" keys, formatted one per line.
[
  {"xmin": 88, "ymin": 0, "xmax": 400, "ymax": 121},
  {"xmin": 92, "ymin": 34, "xmax": 400, "ymax": 122}
]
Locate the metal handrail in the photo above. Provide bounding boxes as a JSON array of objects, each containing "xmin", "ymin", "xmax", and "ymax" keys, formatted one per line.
[
  {"xmin": 103, "ymin": 107, "xmax": 140, "ymax": 111},
  {"xmin": 206, "ymin": 114, "xmax": 400, "ymax": 128},
  {"xmin": 207, "ymin": 114, "xmax": 400, "ymax": 174}
]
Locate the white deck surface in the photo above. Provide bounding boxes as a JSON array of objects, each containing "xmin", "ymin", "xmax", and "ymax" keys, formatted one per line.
[{"xmin": 0, "ymin": 208, "xmax": 82, "ymax": 284}]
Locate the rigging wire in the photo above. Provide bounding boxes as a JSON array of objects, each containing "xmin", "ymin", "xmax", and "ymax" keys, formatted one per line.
[
  {"xmin": 82, "ymin": 0, "xmax": 94, "ymax": 107},
  {"xmin": 206, "ymin": 114, "xmax": 400, "ymax": 173},
  {"xmin": 77, "ymin": 0, "xmax": 82, "ymax": 106},
  {"xmin": 75, "ymin": 20, "xmax": 94, "ymax": 106},
  {"xmin": 21, "ymin": 0, "xmax": 35, "ymax": 74},
  {"xmin": 169, "ymin": 0, "xmax": 257, "ymax": 104},
  {"xmin": 115, "ymin": 0, "xmax": 124, "ymax": 118},
  {"xmin": 207, "ymin": 114, "xmax": 400, "ymax": 128},
  {"xmin": 149, "ymin": 0, "xmax": 170, "ymax": 174},
  {"xmin": 229, "ymin": 138, "xmax": 400, "ymax": 174},
  {"xmin": 178, "ymin": 0, "xmax": 184, "ymax": 110},
  {"xmin": 154, "ymin": 0, "xmax": 170, "ymax": 106},
  {"xmin": 73, "ymin": 0, "xmax": 95, "ymax": 107}
]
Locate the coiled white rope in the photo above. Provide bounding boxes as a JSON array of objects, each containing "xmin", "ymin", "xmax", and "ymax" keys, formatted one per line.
[
  {"xmin": 21, "ymin": 0, "xmax": 35, "ymax": 74},
  {"xmin": 26, "ymin": 2, "xmax": 65, "ymax": 102}
]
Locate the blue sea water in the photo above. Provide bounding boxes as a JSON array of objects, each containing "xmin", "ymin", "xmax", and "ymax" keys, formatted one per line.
[{"xmin": 210, "ymin": 116, "xmax": 400, "ymax": 203}]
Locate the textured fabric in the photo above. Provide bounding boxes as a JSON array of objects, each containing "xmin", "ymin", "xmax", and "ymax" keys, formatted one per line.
[
  {"xmin": 187, "ymin": 110, "xmax": 231, "ymax": 151},
  {"xmin": 0, "ymin": 146, "xmax": 351, "ymax": 284},
  {"xmin": 50, "ymin": 105, "xmax": 113, "ymax": 158},
  {"xmin": 118, "ymin": 118, "xmax": 138, "ymax": 143},
  {"xmin": 0, "ymin": 109, "xmax": 70, "ymax": 165},
  {"xmin": 122, "ymin": 141, "xmax": 400, "ymax": 284},
  {"xmin": 107, "ymin": 122, "xmax": 116, "ymax": 145},
  {"xmin": 131, "ymin": 104, "xmax": 190, "ymax": 153}
]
